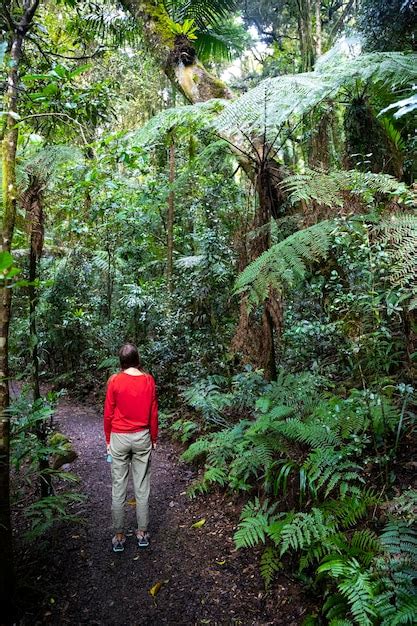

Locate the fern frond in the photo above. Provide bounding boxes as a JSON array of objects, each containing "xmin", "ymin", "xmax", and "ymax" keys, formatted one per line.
[
  {"xmin": 274, "ymin": 417, "xmax": 342, "ymax": 448},
  {"xmin": 319, "ymin": 558, "xmax": 376, "ymax": 625},
  {"xmin": 260, "ymin": 546, "xmax": 282, "ymax": 589},
  {"xmin": 380, "ymin": 522, "xmax": 417, "ymax": 560},
  {"xmin": 216, "ymin": 50, "xmax": 417, "ymax": 146},
  {"xmin": 234, "ymin": 498, "xmax": 278, "ymax": 548},
  {"xmin": 322, "ymin": 492, "xmax": 377, "ymax": 528},
  {"xmin": 128, "ymin": 100, "xmax": 223, "ymax": 147},
  {"xmin": 276, "ymin": 508, "xmax": 337, "ymax": 556},
  {"xmin": 187, "ymin": 465, "xmax": 228, "ymax": 497},
  {"xmin": 181, "ymin": 436, "xmax": 212, "ymax": 462},
  {"xmin": 235, "ymin": 220, "xmax": 336, "ymax": 305}
]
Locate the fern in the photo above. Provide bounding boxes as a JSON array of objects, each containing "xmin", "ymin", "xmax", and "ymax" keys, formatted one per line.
[
  {"xmin": 260, "ymin": 546, "xmax": 282, "ymax": 589},
  {"xmin": 234, "ymin": 498, "xmax": 278, "ymax": 548},
  {"xmin": 269, "ymin": 508, "xmax": 337, "ymax": 556},
  {"xmin": 228, "ymin": 443, "xmax": 274, "ymax": 486},
  {"xmin": 379, "ymin": 522, "xmax": 417, "ymax": 561},
  {"xmin": 181, "ymin": 436, "xmax": 213, "ymax": 462},
  {"xmin": 187, "ymin": 465, "xmax": 228, "ymax": 497},
  {"xmin": 128, "ymin": 100, "xmax": 223, "ymax": 147},
  {"xmin": 321, "ymin": 492, "xmax": 377, "ymax": 528},
  {"xmin": 282, "ymin": 169, "xmax": 414, "ymax": 209},
  {"xmin": 274, "ymin": 417, "xmax": 342, "ymax": 448},
  {"xmin": 318, "ymin": 558, "xmax": 376, "ymax": 625},
  {"xmin": 377, "ymin": 215, "xmax": 417, "ymax": 310},
  {"xmin": 304, "ymin": 447, "xmax": 364, "ymax": 499},
  {"xmin": 235, "ymin": 220, "xmax": 336, "ymax": 305},
  {"xmin": 215, "ymin": 50, "xmax": 417, "ymax": 146}
]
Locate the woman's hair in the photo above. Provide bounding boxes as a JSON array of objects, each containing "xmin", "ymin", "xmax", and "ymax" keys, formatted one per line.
[{"xmin": 119, "ymin": 343, "xmax": 141, "ymax": 369}]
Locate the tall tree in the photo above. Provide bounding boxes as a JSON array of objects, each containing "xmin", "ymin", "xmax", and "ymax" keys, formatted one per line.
[{"xmin": 0, "ymin": 2, "xmax": 42, "ymax": 617}]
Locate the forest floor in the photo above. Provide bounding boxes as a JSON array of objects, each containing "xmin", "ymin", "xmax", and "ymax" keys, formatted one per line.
[{"xmin": 15, "ymin": 396, "xmax": 315, "ymax": 625}]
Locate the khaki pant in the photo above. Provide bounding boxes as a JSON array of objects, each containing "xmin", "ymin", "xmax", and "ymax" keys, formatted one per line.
[{"xmin": 110, "ymin": 430, "xmax": 152, "ymax": 533}]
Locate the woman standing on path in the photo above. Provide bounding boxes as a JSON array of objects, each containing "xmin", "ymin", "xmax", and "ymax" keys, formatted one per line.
[{"xmin": 104, "ymin": 343, "xmax": 158, "ymax": 553}]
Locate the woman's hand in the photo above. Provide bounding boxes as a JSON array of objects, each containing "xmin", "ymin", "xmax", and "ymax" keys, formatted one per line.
[
  {"xmin": 152, "ymin": 442, "xmax": 157, "ymax": 450},
  {"xmin": 106, "ymin": 443, "xmax": 111, "ymax": 455}
]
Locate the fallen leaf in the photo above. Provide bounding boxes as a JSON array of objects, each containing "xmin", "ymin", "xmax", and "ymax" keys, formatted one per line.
[
  {"xmin": 215, "ymin": 560, "xmax": 226, "ymax": 565},
  {"xmin": 133, "ymin": 555, "xmax": 140, "ymax": 561},
  {"xmin": 149, "ymin": 581, "xmax": 163, "ymax": 598},
  {"xmin": 127, "ymin": 498, "xmax": 136, "ymax": 506},
  {"xmin": 191, "ymin": 518, "xmax": 206, "ymax": 528}
]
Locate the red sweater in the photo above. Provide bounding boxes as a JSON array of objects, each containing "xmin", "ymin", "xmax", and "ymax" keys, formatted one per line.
[{"xmin": 103, "ymin": 372, "xmax": 158, "ymax": 444}]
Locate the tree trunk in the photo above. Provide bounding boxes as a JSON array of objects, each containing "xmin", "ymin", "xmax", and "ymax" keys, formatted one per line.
[
  {"xmin": 315, "ymin": 0, "xmax": 322, "ymax": 58},
  {"xmin": 296, "ymin": 0, "xmax": 315, "ymax": 71},
  {"xmin": 166, "ymin": 139, "xmax": 175, "ymax": 292},
  {"xmin": 231, "ymin": 160, "xmax": 286, "ymax": 380},
  {"xmin": 0, "ymin": 29, "xmax": 24, "ymax": 621},
  {"xmin": 120, "ymin": 0, "xmax": 232, "ymax": 102},
  {"xmin": 1, "ymin": 5, "xmax": 41, "ymax": 613}
]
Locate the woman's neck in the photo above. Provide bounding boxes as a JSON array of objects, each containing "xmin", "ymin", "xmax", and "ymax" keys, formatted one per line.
[{"xmin": 123, "ymin": 367, "xmax": 144, "ymax": 376}]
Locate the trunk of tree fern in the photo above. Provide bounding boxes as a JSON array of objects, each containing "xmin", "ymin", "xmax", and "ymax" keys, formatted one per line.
[{"xmin": 232, "ymin": 160, "xmax": 286, "ymax": 380}]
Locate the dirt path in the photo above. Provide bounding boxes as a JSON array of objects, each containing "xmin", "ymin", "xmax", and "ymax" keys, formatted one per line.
[{"xmin": 18, "ymin": 398, "xmax": 310, "ymax": 625}]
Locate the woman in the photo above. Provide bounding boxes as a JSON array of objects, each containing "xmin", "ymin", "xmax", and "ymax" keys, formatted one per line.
[{"xmin": 104, "ymin": 343, "xmax": 158, "ymax": 552}]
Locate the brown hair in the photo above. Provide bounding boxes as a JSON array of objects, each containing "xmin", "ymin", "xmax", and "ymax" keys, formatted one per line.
[{"xmin": 119, "ymin": 343, "xmax": 141, "ymax": 370}]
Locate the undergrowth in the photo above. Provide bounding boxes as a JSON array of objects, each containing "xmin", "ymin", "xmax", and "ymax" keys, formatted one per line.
[{"xmin": 175, "ymin": 368, "xmax": 417, "ymax": 625}]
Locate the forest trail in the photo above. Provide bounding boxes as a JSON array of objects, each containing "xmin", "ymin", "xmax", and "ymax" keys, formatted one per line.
[{"xmin": 19, "ymin": 397, "xmax": 309, "ymax": 625}]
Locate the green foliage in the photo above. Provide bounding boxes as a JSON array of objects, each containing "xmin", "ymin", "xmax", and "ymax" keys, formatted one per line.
[
  {"xmin": 171, "ymin": 418, "xmax": 200, "ymax": 442},
  {"xmin": 282, "ymin": 169, "xmax": 414, "ymax": 208},
  {"xmin": 9, "ymin": 392, "xmax": 84, "ymax": 539},
  {"xmin": 25, "ymin": 493, "xmax": 86, "ymax": 540},
  {"xmin": 215, "ymin": 50, "xmax": 417, "ymax": 147},
  {"xmin": 260, "ymin": 546, "xmax": 282, "ymax": 589},
  {"xmin": 235, "ymin": 220, "xmax": 336, "ymax": 304},
  {"xmin": 377, "ymin": 214, "xmax": 417, "ymax": 309},
  {"xmin": 319, "ymin": 558, "xmax": 377, "ymax": 625},
  {"xmin": 234, "ymin": 497, "xmax": 277, "ymax": 548}
]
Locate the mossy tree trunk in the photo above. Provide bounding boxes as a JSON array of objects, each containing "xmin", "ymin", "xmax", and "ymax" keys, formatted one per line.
[
  {"xmin": 120, "ymin": 0, "xmax": 232, "ymax": 102},
  {"xmin": 23, "ymin": 175, "xmax": 52, "ymax": 498},
  {"xmin": 0, "ymin": 2, "xmax": 41, "ymax": 617}
]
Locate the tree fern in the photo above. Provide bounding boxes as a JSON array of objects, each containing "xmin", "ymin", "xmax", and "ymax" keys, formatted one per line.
[
  {"xmin": 282, "ymin": 169, "xmax": 413, "ymax": 209},
  {"xmin": 215, "ymin": 51, "xmax": 417, "ymax": 146},
  {"xmin": 128, "ymin": 100, "xmax": 223, "ymax": 147}
]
